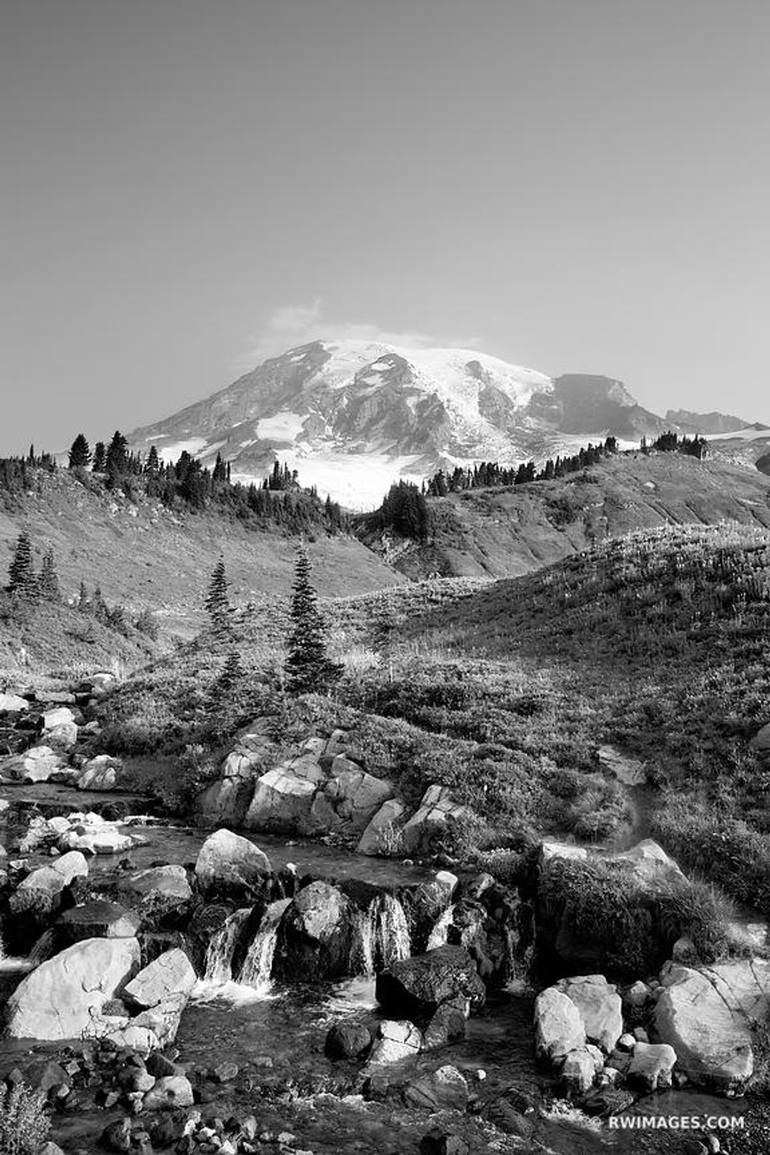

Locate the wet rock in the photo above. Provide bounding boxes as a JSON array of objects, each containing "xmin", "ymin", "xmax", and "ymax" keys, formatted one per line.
[
  {"xmin": 119, "ymin": 865, "xmax": 192, "ymax": 924},
  {"xmin": 124, "ymin": 948, "xmax": 196, "ymax": 1009},
  {"xmin": 101, "ymin": 1118, "xmax": 133, "ymax": 1152},
  {"xmin": 59, "ymin": 900, "xmax": 142, "ymax": 942},
  {"xmin": 6, "ymin": 936, "xmax": 141, "ymax": 1039},
  {"xmin": 582, "ymin": 1087, "xmax": 636, "ymax": 1117},
  {"xmin": 78, "ymin": 754, "xmax": 121, "ymax": 791},
  {"xmin": 142, "ymin": 1074, "xmax": 194, "ymax": 1111},
  {"xmin": 357, "ymin": 798, "xmax": 408, "ymax": 856},
  {"xmin": 423, "ymin": 997, "xmax": 468, "ymax": 1050},
  {"xmin": 534, "ymin": 987, "xmax": 586, "ymax": 1063},
  {"xmin": 51, "ymin": 849, "xmax": 90, "ymax": 884},
  {"xmin": 404, "ymin": 1064, "xmax": 469, "ymax": 1111},
  {"xmin": 325, "ymin": 1022, "xmax": 373, "ymax": 1060},
  {"xmin": 627, "ymin": 1041, "xmax": 677, "ymax": 1091},
  {"xmin": 59, "ymin": 813, "xmax": 136, "ymax": 855},
  {"xmin": 194, "ymin": 828, "xmax": 271, "ymax": 898},
  {"xmin": 23, "ymin": 1058, "xmax": 70, "ymax": 1095},
  {"xmin": 277, "ymin": 880, "xmax": 353, "ymax": 980},
  {"xmin": 557, "ymin": 974, "xmax": 623, "ymax": 1053},
  {"xmin": 654, "ymin": 959, "xmax": 770, "ymax": 1092},
  {"xmin": 145, "ymin": 1052, "xmax": 180, "ymax": 1078},
  {"xmin": 376, "ymin": 945, "xmax": 486, "ymax": 1019}
]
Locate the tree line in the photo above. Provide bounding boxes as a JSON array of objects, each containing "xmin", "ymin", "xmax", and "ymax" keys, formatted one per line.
[{"xmin": 0, "ymin": 433, "xmax": 347, "ymax": 537}]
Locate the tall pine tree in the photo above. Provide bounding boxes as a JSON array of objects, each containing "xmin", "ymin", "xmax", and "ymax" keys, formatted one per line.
[
  {"xmin": 7, "ymin": 531, "xmax": 36, "ymax": 595},
  {"xmin": 285, "ymin": 546, "xmax": 342, "ymax": 694},
  {"xmin": 38, "ymin": 548, "xmax": 60, "ymax": 600},
  {"xmin": 205, "ymin": 557, "xmax": 234, "ymax": 644},
  {"xmin": 92, "ymin": 441, "xmax": 106, "ymax": 472},
  {"xmin": 68, "ymin": 433, "xmax": 91, "ymax": 470}
]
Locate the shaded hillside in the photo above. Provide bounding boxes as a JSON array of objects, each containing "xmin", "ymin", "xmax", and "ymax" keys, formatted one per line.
[
  {"xmin": 357, "ymin": 453, "xmax": 770, "ymax": 580},
  {"xmin": 0, "ymin": 469, "xmax": 404, "ymax": 641}
]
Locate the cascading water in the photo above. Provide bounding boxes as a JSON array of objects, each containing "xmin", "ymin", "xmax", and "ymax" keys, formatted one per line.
[
  {"xmin": 203, "ymin": 908, "xmax": 251, "ymax": 984},
  {"xmin": 349, "ymin": 892, "xmax": 412, "ymax": 976},
  {"xmin": 426, "ymin": 903, "xmax": 455, "ymax": 950},
  {"xmin": 238, "ymin": 898, "xmax": 292, "ymax": 994}
]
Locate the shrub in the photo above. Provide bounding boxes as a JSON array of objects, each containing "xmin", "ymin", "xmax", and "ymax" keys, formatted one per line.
[{"xmin": 0, "ymin": 1082, "xmax": 50, "ymax": 1155}]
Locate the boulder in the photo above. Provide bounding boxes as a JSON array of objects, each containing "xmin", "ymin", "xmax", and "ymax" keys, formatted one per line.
[
  {"xmin": 309, "ymin": 766, "xmax": 394, "ymax": 835},
  {"xmin": 597, "ymin": 745, "xmax": 647, "ymax": 786},
  {"xmin": 58, "ymin": 900, "xmax": 142, "ymax": 942},
  {"xmin": 42, "ymin": 706, "xmax": 76, "ymax": 730},
  {"xmin": 9, "ymin": 866, "xmax": 67, "ymax": 919},
  {"xmin": 0, "ymin": 691, "xmax": 28, "ymax": 713},
  {"xmin": 142, "ymin": 1074, "xmax": 194, "ymax": 1112},
  {"xmin": 357, "ymin": 798, "xmax": 408, "ymax": 856},
  {"xmin": 401, "ymin": 786, "xmax": 475, "ymax": 855},
  {"xmin": 422, "ymin": 997, "xmax": 468, "ymax": 1050},
  {"xmin": 132, "ymin": 993, "xmax": 189, "ymax": 1047},
  {"xmin": 557, "ymin": 975, "xmax": 623, "ymax": 1053},
  {"xmin": 750, "ymin": 722, "xmax": 770, "ymax": 752},
  {"xmin": 534, "ymin": 988, "xmax": 586, "ymax": 1063},
  {"xmin": 277, "ymin": 881, "xmax": 353, "ymax": 980},
  {"xmin": 5, "ymin": 936, "xmax": 141, "ymax": 1039},
  {"xmin": 124, "ymin": 949, "xmax": 196, "ymax": 1009},
  {"xmin": 403, "ymin": 1065, "xmax": 469, "ymax": 1111},
  {"xmin": 325, "ymin": 1022, "xmax": 373, "ymax": 1060},
  {"xmin": 366, "ymin": 1019, "xmax": 423, "ymax": 1067},
  {"xmin": 194, "ymin": 828, "xmax": 271, "ymax": 897},
  {"xmin": 376, "ymin": 945, "xmax": 486, "ymax": 1019},
  {"xmin": 50, "ymin": 850, "xmax": 89, "ymax": 885},
  {"xmin": 59, "ymin": 814, "xmax": 136, "ymax": 855},
  {"xmin": 120, "ymin": 865, "xmax": 192, "ymax": 923},
  {"xmin": 627, "ymin": 1041, "xmax": 677, "ymax": 1091},
  {"xmin": 654, "ymin": 959, "xmax": 770, "ymax": 1093},
  {"xmin": 244, "ymin": 767, "xmax": 317, "ymax": 833},
  {"xmin": 221, "ymin": 749, "xmax": 265, "ymax": 779},
  {"xmin": 78, "ymin": 755, "xmax": 121, "ymax": 791},
  {"xmin": 194, "ymin": 777, "xmax": 253, "ymax": 827},
  {"xmin": 612, "ymin": 838, "xmax": 685, "ymax": 884},
  {"xmin": 4, "ymin": 745, "xmax": 67, "ymax": 783},
  {"xmin": 562, "ymin": 1047, "xmax": 598, "ymax": 1094},
  {"xmin": 539, "ymin": 841, "xmax": 589, "ymax": 864},
  {"xmin": 44, "ymin": 722, "xmax": 78, "ymax": 754}
]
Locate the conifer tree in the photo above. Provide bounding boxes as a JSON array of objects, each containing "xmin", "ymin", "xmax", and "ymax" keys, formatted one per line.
[
  {"xmin": 205, "ymin": 558, "xmax": 234, "ymax": 643},
  {"xmin": 7, "ymin": 531, "xmax": 36, "ymax": 595},
  {"xmin": 218, "ymin": 647, "xmax": 245, "ymax": 692},
  {"xmin": 38, "ymin": 548, "xmax": 60, "ymax": 600},
  {"xmin": 91, "ymin": 585, "xmax": 109, "ymax": 624},
  {"xmin": 285, "ymin": 546, "xmax": 342, "ymax": 694},
  {"xmin": 68, "ymin": 433, "xmax": 91, "ymax": 470},
  {"xmin": 92, "ymin": 441, "xmax": 106, "ymax": 472},
  {"xmin": 105, "ymin": 431, "xmax": 129, "ymax": 488},
  {"xmin": 77, "ymin": 578, "xmax": 89, "ymax": 611}
]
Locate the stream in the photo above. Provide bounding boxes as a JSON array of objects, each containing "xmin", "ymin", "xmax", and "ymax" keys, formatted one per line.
[{"xmin": 0, "ymin": 782, "xmax": 760, "ymax": 1154}]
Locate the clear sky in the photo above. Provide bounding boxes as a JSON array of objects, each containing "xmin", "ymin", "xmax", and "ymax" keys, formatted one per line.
[{"xmin": 1, "ymin": 0, "xmax": 769, "ymax": 454}]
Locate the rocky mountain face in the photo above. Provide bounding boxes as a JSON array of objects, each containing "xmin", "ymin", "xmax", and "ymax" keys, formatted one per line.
[
  {"xmin": 129, "ymin": 339, "xmax": 762, "ymax": 509},
  {"xmin": 666, "ymin": 408, "xmax": 767, "ymax": 435}
]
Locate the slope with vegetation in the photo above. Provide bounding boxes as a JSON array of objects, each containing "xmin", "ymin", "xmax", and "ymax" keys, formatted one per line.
[{"xmin": 357, "ymin": 451, "xmax": 770, "ymax": 580}]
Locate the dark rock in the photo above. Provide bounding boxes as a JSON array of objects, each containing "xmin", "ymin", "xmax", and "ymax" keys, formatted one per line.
[
  {"xmin": 403, "ymin": 1065, "xmax": 469, "ymax": 1111},
  {"xmin": 100, "ymin": 1118, "xmax": 133, "ymax": 1153},
  {"xmin": 419, "ymin": 1129, "xmax": 470, "ymax": 1155},
  {"xmin": 423, "ymin": 998, "xmax": 467, "ymax": 1050},
  {"xmin": 376, "ymin": 945, "xmax": 485, "ymax": 1020},
  {"xmin": 483, "ymin": 1099, "xmax": 535, "ymax": 1138},
  {"xmin": 146, "ymin": 1052, "xmax": 179, "ymax": 1078},
  {"xmin": 276, "ymin": 880, "xmax": 353, "ymax": 980},
  {"xmin": 325, "ymin": 1022, "xmax": 373, "ymax": 1060}
]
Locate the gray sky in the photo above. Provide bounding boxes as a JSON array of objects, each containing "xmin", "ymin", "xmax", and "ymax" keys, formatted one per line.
[{"xmin": 1, "ymin": 0, "xmax": 769, "ymax": 454}]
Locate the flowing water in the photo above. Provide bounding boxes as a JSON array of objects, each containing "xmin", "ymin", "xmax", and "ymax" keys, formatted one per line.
[{"xmin": 238, "ymin": 897, "xmax": 292, "ymax": 993}]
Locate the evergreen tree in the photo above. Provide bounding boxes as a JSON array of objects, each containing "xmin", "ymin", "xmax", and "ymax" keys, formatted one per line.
[
  {"xmin": 205, "ymin": 558, "xmax": 234, "ymax": 643},
  {"xmin": 68, "ymin": 433, "xmax": 91, "ymax": 470},
  {"xmin": 285, "ymin": 546, "xmax": 342, "ymax": 694},
  {"xmin": 38, "ymin": 548, "xmax": 60, "ymax": 600},
  {"xmin": 91, "ymin": 585, "xmax": 110, "ymax": 624},
  {"xmin": 7, "ymin": 531, "xmax": 36, "ymax": 595},
  {"xmin": 218, "ymin": 647, "xmax": 245, "ymax": 692},
  {"xmin": 92, "ymin": 441, "xmax": 106, "ymax": 472},
  {"xmin": 144, "ymin": 445, "xmax": 160, "ymax": 476},
  {"xmin": 105, "ymin": 431, "xmax": 129, "ymax": 488}
]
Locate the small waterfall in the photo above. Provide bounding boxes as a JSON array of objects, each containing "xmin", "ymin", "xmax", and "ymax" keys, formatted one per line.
[
  {"xmin": 427, "ymin": 903, "xmax": 455, "ymax": 950},
  {"xmin": 349, "ymin": 893, "xmax": 412, "ymax": 976},
  {"xmin": 238, "ymin": 898, "xmax": 292, "ymax": 994},
  {"xmin": 204, "ymin": 908, "xmax": 251, "ymax": 984},
  {"xmin": 374, "ymin": 893, "xmax": 411, "ymax": 969}
]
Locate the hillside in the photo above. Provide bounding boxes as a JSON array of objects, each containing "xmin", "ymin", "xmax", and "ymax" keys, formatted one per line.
[
  {"xmin": 357, "ymin": 452, "xmax": 770, "ymax": 579},
  {"xmin": 0, "ymin": 468, "xmax": 404, "ymax": 643}
]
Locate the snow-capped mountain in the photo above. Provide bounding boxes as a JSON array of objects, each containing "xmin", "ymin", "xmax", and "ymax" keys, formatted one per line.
[{"xmin": 127, "ymin": 339, "xmax": 746, "ymax": 509}]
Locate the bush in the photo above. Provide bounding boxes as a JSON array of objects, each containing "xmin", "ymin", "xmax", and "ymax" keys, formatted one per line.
[{"xmin": 0, "ymin": 1082, "xmax": 50, "ymax": 1155}]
